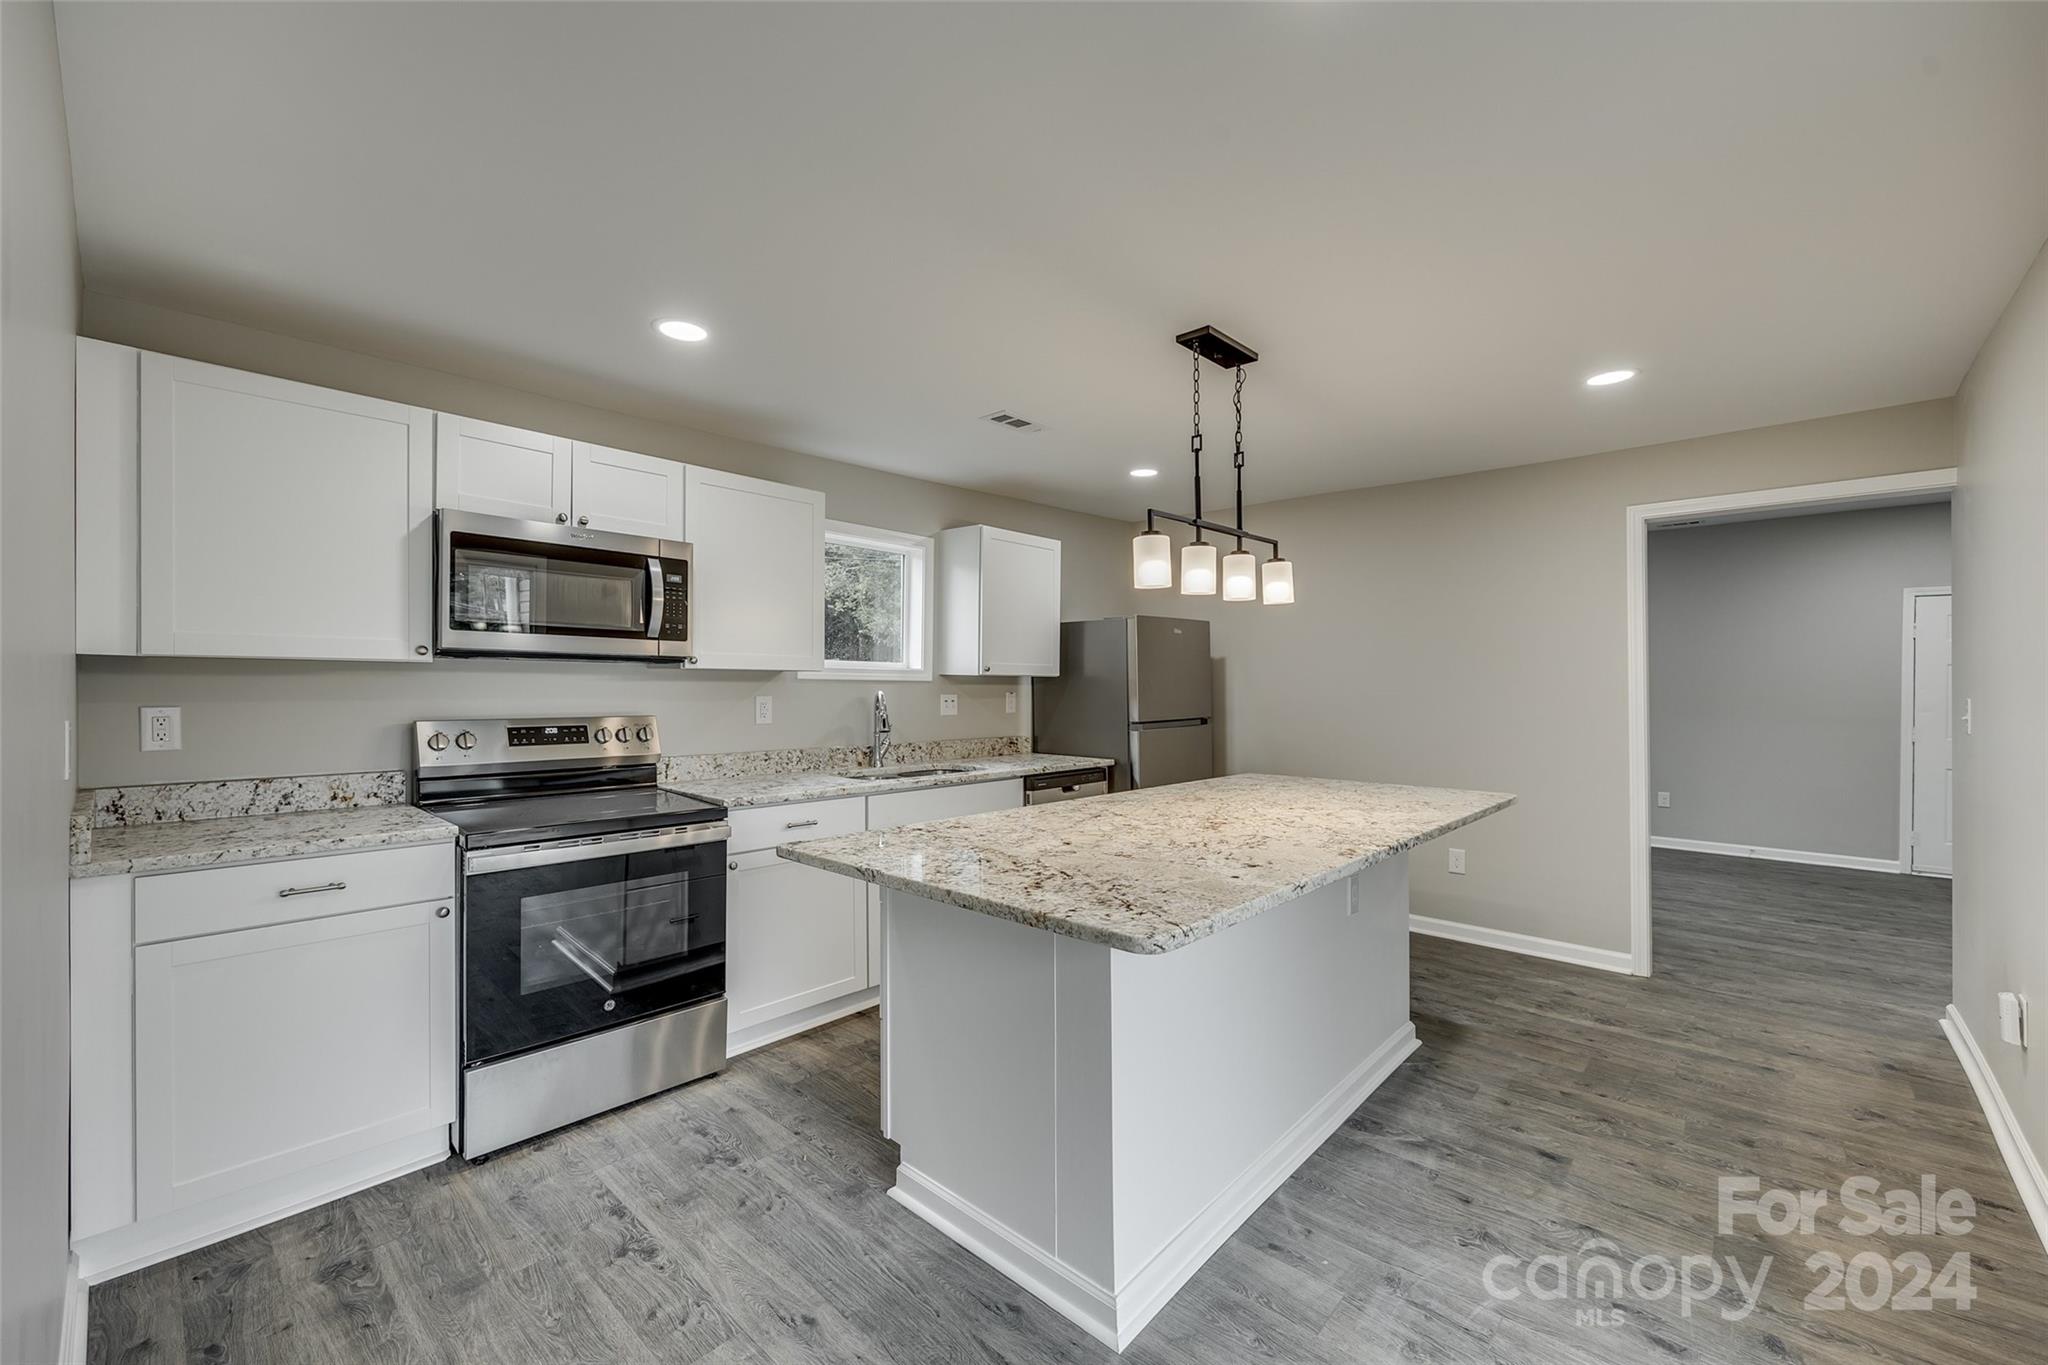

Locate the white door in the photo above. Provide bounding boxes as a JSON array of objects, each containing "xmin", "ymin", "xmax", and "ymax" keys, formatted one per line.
[
  {"xmin": 433, "ymin": 415, "xmax": 572, "ymax": 524},
  {"xmin": 724, "ymin": 849, "xmax": 866, "ymax": 1034},
  {"xmin": 132, "ymin": 900, "xmax": 456, "ymax": 1217},
  {"xmin": 139, "ymin": 356, "xmax": 434, "ymax": 661},
  {"xmin": 1908, "ymin": 591, "xmax": 1953, "ymax": 875},
  {"xmin": 570, "ymin": 442, "xmax": 686, "ymax": 539},
  {"xmin": 682, "ymin": 466, "xmax": 825, "ymax": 671},
  {"xmin": 978, "ymin": 528, "xmax": 1061, "ymax": 676}
]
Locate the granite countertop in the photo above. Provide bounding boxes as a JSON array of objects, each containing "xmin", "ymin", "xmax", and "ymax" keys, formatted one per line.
[
  {"xmin": 668, "ymin": 752, "xmax": 1118, "ymax": 808},
  {"xmin": 777, "ymin": 773, "xmax": 1515, "ymax": 954},
  {"xmin": 70, "ymin": 805, "xmax": 458, "ymax": 879}
]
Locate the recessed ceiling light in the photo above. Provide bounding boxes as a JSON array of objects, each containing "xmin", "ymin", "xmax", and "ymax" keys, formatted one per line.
[
  {"xmin": 1130, "ymin": 467, "xmax": 1159, "ymax": 479},
  {"xmin": 1586, "ymin": 369, "xmax": 1636, "ymax": 387},
  {"xmin": 654, "ymin": 319, "xmax": 709, "ymax": 343}
]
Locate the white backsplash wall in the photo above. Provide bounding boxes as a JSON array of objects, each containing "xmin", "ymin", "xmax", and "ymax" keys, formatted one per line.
[{"xmin": 77, "ymin": 656, "xmax": 1029, "ymax": 785}]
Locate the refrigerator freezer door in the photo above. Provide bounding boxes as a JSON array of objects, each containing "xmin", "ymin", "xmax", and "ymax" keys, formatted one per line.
[
  {"xmin": 1128, "ymin": 719, "xmax": 1213, "ymax": 789},
  {"xmin": 1129, "ymin": 616, "xmax": 1213, "ymax": 723}
]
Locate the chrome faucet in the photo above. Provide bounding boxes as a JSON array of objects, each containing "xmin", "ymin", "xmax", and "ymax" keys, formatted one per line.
[{"xmin": 870, "ymin": 690, "xmax": 893, "ymax": 769}]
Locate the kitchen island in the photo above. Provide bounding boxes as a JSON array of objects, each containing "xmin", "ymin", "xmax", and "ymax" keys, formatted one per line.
[{"xmin": 778, "ymin": 772, "xmax": 1513, "ymax": 1351}]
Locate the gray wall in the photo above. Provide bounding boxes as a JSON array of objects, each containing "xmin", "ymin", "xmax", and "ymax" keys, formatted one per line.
[
  {"xmin": 1, "ymin": 2, "xmax": 79, "ymax": 1358},
  {"xmin": 75, "ymin": 295, "xmax": 1139, "ymax": 785},
  {"xmin": 1167, "ymin": 398, "xmax": 1954, "ymax": 955},
  {"xmin": 1953, "ymin": 239, "xmax": 2048, "ymax": 1194},
  {"xmin": 1648, "ymin": 503, "xmax": 1951, "ymax": 861}
]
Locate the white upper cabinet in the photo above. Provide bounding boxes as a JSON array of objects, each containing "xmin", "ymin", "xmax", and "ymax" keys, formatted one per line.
[
  {"xmin": 433, "ymin": 415, "xmax": 572, "ymax": 525},
  {"xmin": 570, "ymin": 441, "xmax": 686, "ymax": 539},
  {"xmin": 936, "ymin": 525, "xmax": 1062, "ymax": 677},
  {"xmin": 138, "ymin": 355, "xmax": 434, "ymax": 662},
  {"xmin": 682, "ymin": 465, "xmax": 825, "ymax": 671}
]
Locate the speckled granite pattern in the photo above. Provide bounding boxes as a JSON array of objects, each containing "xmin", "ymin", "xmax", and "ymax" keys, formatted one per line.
[
  {"xmin": 667, "ymin": 752, "xmax": 1114, "ymax": 808},
  {"xmin": 657, "ymin": 736, "xmax": 1028, "ymax": 789},
  {"xmin": 70, "ymin": 805, "xmax": 456, "ymax": 879},
  {"xmin": 777, "ymin": 773, "xmax": 1515, "ymax": 954},
  {"xmin": 87, "ymin": 771, "xmax": 409, "ymax": 828}
]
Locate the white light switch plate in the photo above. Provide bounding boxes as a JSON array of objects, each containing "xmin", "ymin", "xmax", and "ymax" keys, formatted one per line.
[
  {"xmin": 1447, "ymin": 847, "xmax": 1467, "ymax": 875},
  {"xmin": 1998, "ymin": 991, "xmax": 2027, "ymax": 1048},
  {"xmin": 140, "ymin": 706, "xmax": 181, "ymax": 751},
  {"xmin": 940, "ymin": 694, "xmax": 958, "ymax": 717},
  {"xmin": 1657, "ymin": 791, "xmax": 1671, "ymax": 808},
  {"xmin": 753, "ymin": 695, "xmax": 773, "ymax": 725}
]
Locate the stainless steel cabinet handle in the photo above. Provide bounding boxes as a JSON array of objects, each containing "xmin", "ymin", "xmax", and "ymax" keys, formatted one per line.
[
  {"xmin": 784, "ymin": 819, "xmax": 820, "ymax": 829},
  {"xmin": 277, "ymin": 881, "xmax": 346, "ymax": 898},
  {"xmin": 555, "ymin": 512, "xmax": 569, "ymax": 523},
  {"xmin": 578, "ymin": 515, "xmax": 590, "ymax": 526},
  {"xmin": 728, "ymin": 861, "xmax": 738, "ymax": 871},
  {"xmin": 414, "ymin": 645, "xmax": 429, "ymax": 656},
  {"xmin": 436, "ymin": 905, "xmax": 451, "ymax": 918}
]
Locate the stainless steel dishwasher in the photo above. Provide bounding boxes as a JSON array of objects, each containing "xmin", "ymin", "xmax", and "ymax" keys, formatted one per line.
[{"xmin": 1023, "ymin": 766, "xmax": 1111, "ymax": 804}]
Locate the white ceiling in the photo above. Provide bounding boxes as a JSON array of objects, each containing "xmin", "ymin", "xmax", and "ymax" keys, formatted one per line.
[{"xmin": 54, "ymin": 2, "xmax": 2048, "ymax": 519}]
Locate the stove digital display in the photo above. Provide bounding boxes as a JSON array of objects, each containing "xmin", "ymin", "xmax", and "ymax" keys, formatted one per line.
[{"xmin": 507, "ymin": 724, "xmax": 590, "ymax": 747}]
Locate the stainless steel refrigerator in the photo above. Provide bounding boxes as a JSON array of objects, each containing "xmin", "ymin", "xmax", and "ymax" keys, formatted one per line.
[{"xmin": 1032, "ymin": 616, "xmax": 1213, "ymax": 791}]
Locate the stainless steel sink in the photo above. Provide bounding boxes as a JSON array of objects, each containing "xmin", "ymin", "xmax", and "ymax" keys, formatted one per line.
[{"xmin": 844, "ymin": 765, "xmax": 975, "ymax": 780}]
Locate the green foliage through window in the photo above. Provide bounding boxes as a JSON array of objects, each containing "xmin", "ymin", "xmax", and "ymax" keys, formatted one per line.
[{"xmin": 825, "ymin": 540, "xmax": 907, "ymax": 665}]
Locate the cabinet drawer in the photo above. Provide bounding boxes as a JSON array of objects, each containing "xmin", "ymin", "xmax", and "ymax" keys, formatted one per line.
[
  {"xmin": 135, "ymin": 842, "xmax": 456, "ymax": 945},
  {"xmin": 727, "ymin": 797, "xmax": 865, "ymax": 854}
]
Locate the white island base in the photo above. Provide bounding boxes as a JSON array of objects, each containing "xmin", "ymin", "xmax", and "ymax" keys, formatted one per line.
[{"xmin": 877, "ymin": 854, "xmax": 1415, "ymax": 1352}]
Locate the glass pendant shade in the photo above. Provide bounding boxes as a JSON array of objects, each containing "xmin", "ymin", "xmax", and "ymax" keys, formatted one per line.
[
  {"xmin": 1221, "ymin": 550, "xmax": 1258, "ymax": 602},
  {"xmin": 1180, "ymin": 541, "xmax": 1218, "ymax": 595},
  {"xmin": 1260, "ymin": 557, "xmax": 1295, "ymax": 605},
  {"xmin": 1132, "ymin": 533, "xmax": 1173, "ymax": 589}
]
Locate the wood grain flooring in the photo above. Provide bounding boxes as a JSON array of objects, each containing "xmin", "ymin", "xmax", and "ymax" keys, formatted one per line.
[{"xmin": 89, "ymin": 851, "xmax": 2047, "ymax": 1364}]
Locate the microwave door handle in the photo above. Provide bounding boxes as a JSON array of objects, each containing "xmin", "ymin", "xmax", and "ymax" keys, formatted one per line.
[{"xmin": 646, "ymin": 557, "xmax": 664, "ymax": 640}]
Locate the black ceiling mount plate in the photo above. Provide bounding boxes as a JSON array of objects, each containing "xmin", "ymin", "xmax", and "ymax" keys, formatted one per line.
[{"xmin": 1175, "ymin": 325, "xmax": 1259, "ymax": 369}]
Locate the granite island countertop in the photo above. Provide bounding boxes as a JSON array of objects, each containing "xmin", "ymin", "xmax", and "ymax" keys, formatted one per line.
[
  {"xmin": 667, "ymin": 751, "xmax": 1117, "ymax": 808},
  {"xmin": 777, "ymin": 773, "xmax": 1514, "ymax": 954},
  {"xmin": 70, "ymin": 804, "xmax": 458, "ymax": 879}
]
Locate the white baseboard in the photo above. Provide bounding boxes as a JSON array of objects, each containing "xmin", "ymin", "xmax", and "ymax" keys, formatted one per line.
[
  {"xmin": 58, "ymin": 1254, "xmax": 87, "ymax": 1365},
  {"xmin": 1410, "ymin": 915, "xmax": 1634, "ymax": 976},
  {"xmin": 1941, "ymin": 1004, "xmax": 2048, "ymax": 1257},
  {"xmin": 727, "ymin": 989, "xmax": 878, "ymax": 1059},
  {"xmin": 890, "ymin": 1023, "xmax": 1420, "ymax": 1352},
  {"xmin": 1650, "ymin": 835, "xmax": 1901, "ymax": 875}
]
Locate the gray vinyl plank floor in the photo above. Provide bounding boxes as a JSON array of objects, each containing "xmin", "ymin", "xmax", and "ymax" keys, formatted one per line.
[{"xmin": 89, "ymin": 851, "xmax": 2048, "ymax": 1364}]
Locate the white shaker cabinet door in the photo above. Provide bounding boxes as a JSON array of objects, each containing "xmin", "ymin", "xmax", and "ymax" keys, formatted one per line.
[
  {"xmin": 132, "ymin": 900, "xmax": 456, "ymax": 1218},
  {"xmin": 570, "ymin": 442, "xmax": 686, "ymax": 539},
  {"xmin": 681, "ymin": 465, "xmax": 825, "ymax": 671},
  {"xmin": 139, "ymin": 356, "xmax": 434, "ymax": 661},
  {"xmin": 433, "ymin": 414, "xmax": 572, "ymax": 525},
  {"xmin": 937, "ymin": 525, "xmax": 1062, "ymax": 677},
  {"xmin": 724, "ymin": 850, "xmax": 867, "ymax": 1033}
]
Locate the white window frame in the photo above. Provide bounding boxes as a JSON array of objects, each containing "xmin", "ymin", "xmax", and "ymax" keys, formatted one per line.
[{"xmin": 801, "ymin": 520, "xmax": 934, "ymax": 682}]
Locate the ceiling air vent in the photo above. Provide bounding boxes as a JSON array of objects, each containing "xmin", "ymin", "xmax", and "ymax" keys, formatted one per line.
[{"xmin": 981, "ymin": 410, "xmax": 1044, "ymax": 433}]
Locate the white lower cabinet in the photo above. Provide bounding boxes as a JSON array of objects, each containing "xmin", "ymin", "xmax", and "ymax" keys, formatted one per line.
[
  {"xmin": 725, "ymin": 849, "xmax": 869, "ymax": 1048},
  {"xmin": 71, "ymin": 845, "xmax": 456, "ymax": 1281}
]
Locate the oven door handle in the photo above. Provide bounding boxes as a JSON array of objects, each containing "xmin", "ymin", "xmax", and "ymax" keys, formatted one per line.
[{"xmin": 465, "ymin": 822, "xmax": 732, "ymax": 875}]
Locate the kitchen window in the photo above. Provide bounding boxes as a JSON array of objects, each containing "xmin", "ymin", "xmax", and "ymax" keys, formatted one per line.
[{"xmin": 802, "ymin": 522, "xmax": 933, "ymax": 681}]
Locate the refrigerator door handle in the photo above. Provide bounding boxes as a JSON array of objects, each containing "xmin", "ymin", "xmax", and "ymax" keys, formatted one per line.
[{"xmin": 1130, "ymin": 717, "xmax": 1209, "ymax": 730}]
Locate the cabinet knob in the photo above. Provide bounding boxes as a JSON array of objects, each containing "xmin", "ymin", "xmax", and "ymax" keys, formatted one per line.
[
  {"xmin": 984, "ymin": 666, "xmax": 992, "ymax": 673},
  {"xmin": 728, "ymin": 861, "xmax": 738, "ymax": 871},
  {"xmin": 415, "ymin": 645, "xmax": 430, "ymax": 656},
  {"xmin": 578, "ymin": 515, "xmax": 590, "ymax": 526},
  {"xmin": 437, "ymin": 905, "xmax": 451, "ymax": 918},
  {"xmin": 556, "ymin": 512, "xmax": 569, "ymax": 524}
]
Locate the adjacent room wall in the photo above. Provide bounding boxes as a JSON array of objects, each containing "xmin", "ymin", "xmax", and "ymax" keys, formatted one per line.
[
  {"xmin": 1648, "ymin": 502, "xmax": 1952, "ymax": 863},
  {"xmin": 1952, "ymin": 238, "xmax": 2048, "ymax": 1212},
  {"xmin": 75, "ymin": 295, "xmax": 1138, "ymax": 786},
  {"xmin": 0, "ymin": 2, "xmax": 80, "ymax": 1359},
  {"xmin": 1166, "ymin": 398, "xmax": 1954, "ymax": 956}
]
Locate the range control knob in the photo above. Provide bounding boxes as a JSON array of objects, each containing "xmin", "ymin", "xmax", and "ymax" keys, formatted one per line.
[
  {"xmin": 455, "ymin": 731, "xmax": 478, "ymax": 751},
  {"xmin": 426, "ymin": 731, "xmax": 450, "ymax": 753},
  {"xmin": 593, "ymin": 726, "xmax": 611, "ymax": 744},
  {"xmin": 635, "ymin": 725, "xmax": 653, "ymax": 743}
]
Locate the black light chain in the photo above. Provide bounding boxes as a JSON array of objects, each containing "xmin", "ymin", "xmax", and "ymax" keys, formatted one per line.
[
  {"xmin": 1232, "ymin": 366, "xmax": 1247, "ymax": 549},
  {"xmin": 1189, "ymin": 345, "xmax": 1203, "ymax": 457}
]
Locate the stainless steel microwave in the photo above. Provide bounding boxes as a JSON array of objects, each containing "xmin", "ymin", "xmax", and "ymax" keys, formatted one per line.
[{"xmin": 435, "ymin": 510, "xmax": 692, "ymax": 661}]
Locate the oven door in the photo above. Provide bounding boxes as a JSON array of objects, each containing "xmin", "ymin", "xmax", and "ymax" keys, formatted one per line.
[
  {"xmin": 461, "ymin": 823, "xmax": 729, "ymax": 1068},
  {"xmin": 437, "ymin": 510, "xmax": 665, "ymax": 659}
]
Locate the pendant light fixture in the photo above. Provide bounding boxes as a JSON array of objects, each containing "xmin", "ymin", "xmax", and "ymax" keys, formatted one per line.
[{"xmin": 1132, "ymin": 325, "xmax": 1294, "ymax": 604}]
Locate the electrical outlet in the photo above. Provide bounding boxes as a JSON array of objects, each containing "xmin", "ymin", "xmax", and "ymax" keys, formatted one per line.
[
  {"xmin": 1998, "ymin": 991, "xmax": 2027, "ymax": 1048},
  {"xmin": 1657, "ymin": 791, "xmax": 1671, "ymax": 809},
  {"xmin": 140, "ymin": 706, "xmax": 181, "ymax": 752},
  {"xmin": 1448, "ymin": 847, "xmax": 1467, "ymax": 875},
  {"xmin": 753, "ymin": 695, "xmax": 773, "ymax": 725},
  {"xmin": 1005, "ymin": 689, "xmax": 1017, "ymax": 716},
  {"xmin": 940, "ymin": 693, "xmax": 958, "ymax": 717}
]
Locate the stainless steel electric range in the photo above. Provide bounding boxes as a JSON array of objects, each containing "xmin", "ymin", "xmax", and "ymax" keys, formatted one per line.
[{"xmin": 413, "ymin": 715, "xmax": 729, "ymax": 1159}]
